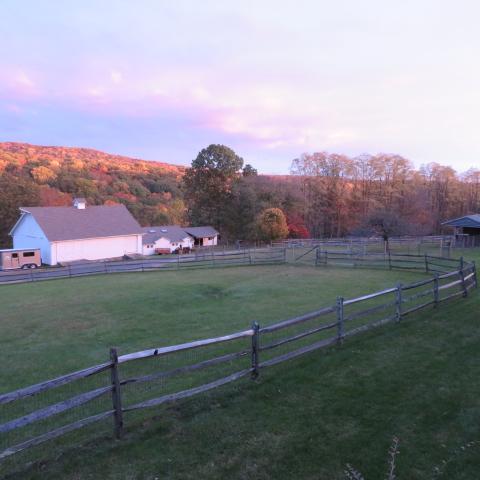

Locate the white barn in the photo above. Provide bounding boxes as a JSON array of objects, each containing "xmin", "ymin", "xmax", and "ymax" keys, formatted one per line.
[
  {"xmin": 142, "ymin": 226, "xmax": 194, "ymax": 255},
  {"xmin": 10, "ymin": 199, "xmax": 144, "ymax": 265}
]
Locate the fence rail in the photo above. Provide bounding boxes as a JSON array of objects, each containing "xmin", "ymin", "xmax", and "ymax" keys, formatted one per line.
[
  {"xmin": 0, "ymin": 254, "xmax": 477, "ymax": 471},
  {"xmin": 0, "ymin": 248, "xmax": 287, "ymax": 285}
]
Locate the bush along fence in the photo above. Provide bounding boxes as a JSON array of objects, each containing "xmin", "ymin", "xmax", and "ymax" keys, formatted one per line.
[
  {"xmin": 0, "ymin": 248, "xmax": 287, "ymax": 285},
  {"xmin": 0, "ymin": 255, "xmax": 477, "ymax": 473}
]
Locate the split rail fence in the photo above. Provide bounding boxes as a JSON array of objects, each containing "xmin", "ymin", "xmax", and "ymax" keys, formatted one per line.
[
  {"xmin": 0, "ymin": 248, "xmax": 286, "ymax": 285},
  {"xmin": 274, "ymin": 235, "xmax": 454, "ymax": 256},
  {"xmin": 316, "ymin": 249, "xmax": 460, "ymax": 272},
  {"xmin": 0, "ymin": 254, "xmax": 477, "ymax": 474}
]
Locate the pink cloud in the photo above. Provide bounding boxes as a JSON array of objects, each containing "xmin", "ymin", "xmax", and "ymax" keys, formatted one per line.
[
  {"xmin": 0, "ymin": 69, "xmax": 43, "ymax": 100},
  {"xmin": 0, "ymin": 63, "xmax": 380, "ymax": 153}
]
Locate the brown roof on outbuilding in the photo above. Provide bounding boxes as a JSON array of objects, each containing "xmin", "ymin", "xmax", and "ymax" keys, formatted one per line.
[{"xmin": 17, "ymin": 205, "xmax": 143, "ymax": 241}]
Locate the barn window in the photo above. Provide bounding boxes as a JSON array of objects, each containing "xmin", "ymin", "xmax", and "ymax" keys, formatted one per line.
[
  {"xmin": 23, "ymin": 252, "xmax": 35, "ymax": 257},
  {"xmin": 12, "ymin": 253, "xmax": 18, "ymax": 258}
]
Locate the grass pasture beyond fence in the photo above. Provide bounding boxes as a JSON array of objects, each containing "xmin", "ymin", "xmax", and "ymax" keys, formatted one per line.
[{"xmin": 0, "ymin": 253, "xmax": 476, "ymax": 477}]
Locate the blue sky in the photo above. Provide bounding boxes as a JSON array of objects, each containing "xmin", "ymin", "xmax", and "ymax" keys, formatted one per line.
[{"xmin": 1, "ymin": 1, "xmax": 480, "ymax": 173}]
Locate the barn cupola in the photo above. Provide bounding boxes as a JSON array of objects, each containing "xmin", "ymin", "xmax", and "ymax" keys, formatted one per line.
[{"xmin": 73, "ymin": 198, "xmax": 86, "ymax": 209}]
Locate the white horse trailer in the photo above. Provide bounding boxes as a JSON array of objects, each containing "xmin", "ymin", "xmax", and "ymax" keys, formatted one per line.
[{"xmin": 0, "ymin": 249, "xmax": 41, "ymax": 270}]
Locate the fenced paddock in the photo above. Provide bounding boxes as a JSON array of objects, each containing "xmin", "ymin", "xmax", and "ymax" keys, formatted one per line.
[
  {"xmin": 315, "ymin": 249, "xmax": 463, "ymax": 272},
  {"xmin": 0, "ymin": 254, "xmax": 477, "ymax": 475},
  {"xmin": 0, "ymin": 248, "xmax": 286, "ymax": 285},
  {"xmin": 274, "ymin": 235, "xmax": 455, "ymax": 257}
]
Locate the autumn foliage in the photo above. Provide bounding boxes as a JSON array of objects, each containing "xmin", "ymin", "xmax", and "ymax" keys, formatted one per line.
[
  {"xmin": 287, "ymin": 214, "xmax": 310, "ymax": 239},
  {"xmin": 1, "ymin": 142, "xmax": 479, "ymax": 248},
  {"xmin": 0, "ymin": 142, "xmax": 186, "ymax": 246},
  {"xmin": 257, "ymin": 208, "xmax": 289, "ymax": 241}
]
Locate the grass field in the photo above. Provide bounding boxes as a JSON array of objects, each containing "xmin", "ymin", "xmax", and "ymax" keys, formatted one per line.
[{"xmin": 1, "ymin": 255, "xmax": 480, "ymax": 479}]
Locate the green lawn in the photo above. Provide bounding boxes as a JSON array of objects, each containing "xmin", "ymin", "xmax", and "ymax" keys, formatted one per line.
[
  {"xmin": 0, "ymin": 263, "xmax": 422, "ymax": 390},
  {"xmin": 1, "ymin": 256, "xmax": 480, "ymax": 479}
]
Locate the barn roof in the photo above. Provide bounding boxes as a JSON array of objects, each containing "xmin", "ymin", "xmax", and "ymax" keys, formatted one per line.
[
  {"xmin": 184, "ymin": 226, "xmax": 219, "ymax": 238},
  {"xmin": 442, "ymin": 214, "xmax": 480, "ymax": 228},
  {"xmin": 13, "ymin": 205, "xmax": 143, "ymax": 241},
  {"xmin": 142, "ymin": 226, "xmax": 191, "ymax": 244}
]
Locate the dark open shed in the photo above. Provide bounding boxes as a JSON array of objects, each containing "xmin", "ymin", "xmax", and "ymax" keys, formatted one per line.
[{"xmin": 442, "ymin": 214, "xmax": 480, "ymax": 247}]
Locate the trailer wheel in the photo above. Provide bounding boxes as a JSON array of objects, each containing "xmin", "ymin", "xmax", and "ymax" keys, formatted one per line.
[
  {"xmin": 29, "ymin": 264, "xmax": 37, "ymax": 269},
  {"xmin": 21, "ymin": 264, "xmax": 29, "ymax": 270}
]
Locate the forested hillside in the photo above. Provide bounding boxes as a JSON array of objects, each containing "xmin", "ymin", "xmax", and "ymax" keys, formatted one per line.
[
  {"xmin": 0, "ymin": 142, "xmax": 479, "ymax": 248},
  {"xmin": 0, "ymin": 142, "xmax": 187, "ymax": 246}
]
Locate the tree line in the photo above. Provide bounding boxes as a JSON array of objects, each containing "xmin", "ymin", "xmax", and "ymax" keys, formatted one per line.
[
  {"xmin": 1, "ymin": 142, "xmax": 479, "ymax": 247},
  {"xmin": 184, "ymin": 148, "xmax": 480, "ymax": 242}
]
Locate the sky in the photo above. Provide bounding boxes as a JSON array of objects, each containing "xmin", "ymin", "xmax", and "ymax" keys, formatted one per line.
[{"xmin": 1, "ymin": 0, "xmax": 480, "ymax": 174}]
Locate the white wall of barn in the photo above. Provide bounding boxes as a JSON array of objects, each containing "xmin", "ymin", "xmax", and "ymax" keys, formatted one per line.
[
  {"xmin": 51, "ymin": 235, "xmax": 142, "ymax": 264},
  {"xmin": 12, "ymin": 214, "xmax": 53, "ymax": 265}
]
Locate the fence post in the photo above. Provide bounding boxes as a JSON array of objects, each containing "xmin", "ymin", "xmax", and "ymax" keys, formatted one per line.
[
  {"xmin": 433, "ymin": 274, "xmax": 439, "ymax": 307},
  {"xmin": 473, "ymin": 261, "xmax": 478, "ymax": 288},
  {"xmin": 458, "ymin": 256, "xmax": 467, "ymax": 296},
  {"xmin": 109, "ymin": 348, "xmax": 123, "ymax": 439},
  {"xmin": 251, "ymin": 321, "xmax": 260, "ymax": 379},
  {"xmin": 283, "ymin": 247, "xmax": 287, "ymax": 263},
  {"xmin": 424, "ymin": 254, "xmax": 429, "ymax": 273},
  {"xmin": 336, "ymin": 297, "xmax": 344, "ymax": 344},
  {"xmin": 395, "ymin": 283, "xmax": 402, "ymax": 322},
  {"xmin": 388, "ymin": 251, "xmax": 392, "ymax": 270},
  {"xmin": 459, "ymin": 267, "xmax": 468, "ymax": 298}
]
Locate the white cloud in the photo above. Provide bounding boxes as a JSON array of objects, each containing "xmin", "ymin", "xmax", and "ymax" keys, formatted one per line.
[{"xmin": 110, "ymin": 71, "xmax": 123, "ymax": 84}]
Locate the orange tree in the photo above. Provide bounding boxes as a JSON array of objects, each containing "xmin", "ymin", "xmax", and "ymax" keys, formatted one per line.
[{"xmin": 257, "ymin": 207, "xmax": 289, "ymax": 241}]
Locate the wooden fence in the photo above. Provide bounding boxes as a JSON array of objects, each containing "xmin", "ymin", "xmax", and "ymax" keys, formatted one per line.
[
  {"xmin": 274, "ymin": 235, "xmax": 454, "ymax": 256},
  {"xmin": 0, "ymin": 248, "xmax": 287, "ymax": 285},
  {"xmin": 0, "ymin": 254, "xmax": 477, "ymax": 472},
  {"xmin": 315, "ymin": 249, "xmax": 462, "ymax": 272}
]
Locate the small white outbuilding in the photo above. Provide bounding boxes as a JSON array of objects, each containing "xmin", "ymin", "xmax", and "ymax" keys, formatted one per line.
[
  {"xmin": 10, "ymin": 199, "xmax": 144, "ymax": 265},
  {"xmin": 142, "ymin": 226, "xmax": 194, "ymax": 255},
  {"xmin": 184, "ymin": 226, "xmax": 219, "ymax": 247}
]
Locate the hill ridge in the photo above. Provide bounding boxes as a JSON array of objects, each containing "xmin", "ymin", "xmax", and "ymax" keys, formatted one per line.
[{"xmin": 0, "ymin": 141, "xmax": 186, "ymax": 172}]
